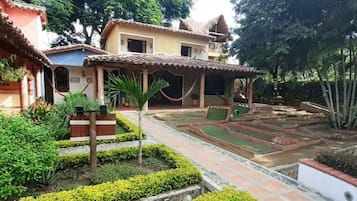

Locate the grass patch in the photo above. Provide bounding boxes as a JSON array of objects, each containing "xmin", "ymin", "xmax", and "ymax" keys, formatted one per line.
[
  {"xmin": 199, "ymin": 125, "xmax": 277, "ymax": 154},
  {"xmin": 206, "ymin": 108, "xmax": 228, "ymax": 121},
  {"xmin": 164, "ymin": 112, "xmax": 205, "ymax": 119},
  {"xmin": 227, "ymin": 125, "xmax": 272, "ymax": 141}
]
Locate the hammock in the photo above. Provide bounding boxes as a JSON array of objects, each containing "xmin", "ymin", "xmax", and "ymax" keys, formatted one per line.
[
  {"xmin": 159, "ymin": 77, "xmax": 198, "ymax": 102},
  {"xmin": 46, "ymin": 77, "xmax": 90, "ymax": 97}
]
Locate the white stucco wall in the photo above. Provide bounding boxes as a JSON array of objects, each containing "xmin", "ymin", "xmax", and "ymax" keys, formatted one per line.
[
  {"xmin": 52, "ymin": 66, "xmax": 94, "ymax": 104},
  {"xmin": 298, "ymin": 163, "xmax": 357, "ymax": 201}
]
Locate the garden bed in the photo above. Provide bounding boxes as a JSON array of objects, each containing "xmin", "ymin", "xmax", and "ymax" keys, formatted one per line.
[
  {"xmin": 54, "ymin": 113, "xmax": 144, "ymax": 148},
  {"xmin": 19, "ymin": 144, "xmax": 202, "ymax": 201}
]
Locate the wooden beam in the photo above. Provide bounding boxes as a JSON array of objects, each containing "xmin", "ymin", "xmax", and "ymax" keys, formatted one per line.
[
  {"xmin": 143, "ymin": 68, "xmax": 149, "ymax": 111},
  {"xmin": 248, "ymin": 77, "xmax": 254, "ymax": 109},
  {"xmin": 97, "ymin": 65, "xmax": 104, "ymax": 104},
  {"xmin": 200, "ymin": 72, "xmax": 205, "ymax": 108}
]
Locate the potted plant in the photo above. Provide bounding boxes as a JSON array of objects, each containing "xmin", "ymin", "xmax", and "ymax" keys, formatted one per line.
[{"xmin": 191, "ymin": 93, "xmax": 199, "ymax": 106}]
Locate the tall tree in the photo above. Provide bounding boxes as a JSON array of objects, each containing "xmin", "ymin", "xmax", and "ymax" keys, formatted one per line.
[
  {"xmin": 106, "ymin": 75, "xmax": 168, "ymax": 164},
  {"xmin": 17, "ymin": 0, "xmax": 192, "ymax": 46},
  {"xmin": 231, "ymin": 0, "xmax": 357, "ymax": 129}
]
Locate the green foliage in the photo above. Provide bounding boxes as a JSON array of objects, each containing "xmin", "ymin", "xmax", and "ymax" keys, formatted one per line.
[
  {"xmin": 54, "ymin": 113, "xmax": 144, "ymax": 148},
  {"xmin": 46, "ymin": 92, "xmax": 100, "ymax": 140},
  {"xmin": 0, "ymin": 114, "xmax": 58, "ymax": 200},
  {"xmin": 193, "ymin": 188, "xmax": 257, "ymax": 201},
  {"xmin": 20, "ymin": 144, "xmax": 202, "ymax": 201},
  {"xmin": 315, "ymin": 150, "xmax": 357, "ymax": 178},
  {"xmin": 0, "ymin": 55, "xmax": 25, "ymax": 85},
  {"xmin": 143, "ymin": 156, "xmax": 170, "ymax": 171},
  {"xmin": 24, "ymin": 98, "xmax": 53, "ymax": 124},
  {"xmin": 91, "ymin": 164, "xmax": 149, "ymax": 184}
]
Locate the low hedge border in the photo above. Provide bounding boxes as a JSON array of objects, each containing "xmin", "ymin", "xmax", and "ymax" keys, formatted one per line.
[
  {"xmin": 54, "ymin": 113, "xmax": 145, "ymax": 148},
  {"xmin": 20, "ymin": 144, "xmax": 202, "ymax": 201},
  {"xmin": 193, "ymin": 188, "xmax": 257, "ymax": 201}
]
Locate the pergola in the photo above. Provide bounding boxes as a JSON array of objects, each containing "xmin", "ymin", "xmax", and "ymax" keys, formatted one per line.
[{"xmin": 83, "ymin": 53, "xmax": 263, "ymax": 111}]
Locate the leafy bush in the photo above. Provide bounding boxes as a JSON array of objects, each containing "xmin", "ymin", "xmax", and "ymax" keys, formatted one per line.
[
  {"xmin": 24, "ymin": 98, "xmax": 52, "ymax": 124},
  {"xmin": 20, "ymin": 144, "xmax": 202, "ymax": 201},
  {"xmin": 54, "ymin": 113, "xmax": 144, "ymax": 148},
  {"xmin": 0, "ymin": 114, "xmax": 58, "ymax": 200},
  {"xmin": 91, "ymin": 164, "xmax": 149, "ymax": 184},
  {"xmin": 47, "ymin": 92, "xmax": 101, "ymax": 140},
  {"xmin": 315, "ymin": 150, "xmax": 357, "ymax": 177},
  {"xmin": 193, "ymin": 188, "xmax": 257, "ymax": 201}
]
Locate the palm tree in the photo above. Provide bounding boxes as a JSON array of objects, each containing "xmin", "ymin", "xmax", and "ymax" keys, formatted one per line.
[{"xmin": 106, "ymin": 74, "xmax": 169, "ymax": 164}]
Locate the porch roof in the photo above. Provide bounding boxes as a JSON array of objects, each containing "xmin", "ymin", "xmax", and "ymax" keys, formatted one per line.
[
  {"xmin": 83, "ymin": 54, "xmax": 264, "ymax": 76},
  {"xmin": 0, "ymin": 9, "xmax": 51, "ymax": 66}
]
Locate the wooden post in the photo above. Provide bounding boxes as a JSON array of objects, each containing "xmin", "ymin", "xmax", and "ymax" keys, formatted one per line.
[
  {"xmin": 143, "ymin": 68, "xmax": 149, "ymax": 111},
  {"xmin": 92, "ymin": 67, "xmax": 97, "ymax": 101},
  {"xmin": 248, "ymin": 77, "xmax": 254, "ymax": 109},
  {"xmin": 89, "ymin": 109, "xmax": 97, "ymax": 172},
  {"xmin": 21, "ymin": 71, "xmax": 29, "ymax": 111},
  {"xmin": 199, "ymin": 72, "xmax": 205, "ymax": 108},
  {"xmin": 97, "ymin": 65, "xmax": 104, "ymax": 104},
  {"xmin": 35, "ymin": 68, "xmax": 41, "ymax": 98}
]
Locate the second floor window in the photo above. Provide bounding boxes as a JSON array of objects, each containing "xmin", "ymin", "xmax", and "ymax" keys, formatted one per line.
[
  {"xmin": 181, "ymin": 46, "xmax": 192, "ymax": 57},
  {"xmin": 128, "ymin": 39, "xmax": 146, "ymax": 53}
]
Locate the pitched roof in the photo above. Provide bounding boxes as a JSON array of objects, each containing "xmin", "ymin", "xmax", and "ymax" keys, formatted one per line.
[
  {"xmin": 83, "ymin": 54, "xmax": 263, "ymax": 76},
  {"xmin": 0, "ymin": 9, "xmax": 51, "ymax": 66},
  {"xmin": 102, "ymin": 19, "xmax": 215, "ymax": 42},
  {"xmin": 1, "ymin": 0, "xmax": 47, "ymax": 24},
  {"xmin": 179, "ymin": 15, "xmax": 229, "ymax": 42},
  {"xmin": 44, "ymin": 44, "xmax": 109, "ymax": 55}
]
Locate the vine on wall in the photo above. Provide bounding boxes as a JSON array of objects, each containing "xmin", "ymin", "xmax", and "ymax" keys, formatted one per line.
[{"xmin": 0, "ymin": 55, "xmax": 25, "ymax": 85}]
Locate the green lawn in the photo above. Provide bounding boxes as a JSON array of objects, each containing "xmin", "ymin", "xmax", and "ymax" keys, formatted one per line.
[
  {"xmin": 199, "ymin": 125, "xmax": 278, "ymax": 154},
  {"xmin": 227, "ymin": 125, "xmax": 272, "ymax": 141},
  {"xmin": 165, "ymin": 112, "xmax": 205, "ymax": 119},
  {"xmin": 116, "ymin": 123, "xmax": 127, "ymax": 134}
]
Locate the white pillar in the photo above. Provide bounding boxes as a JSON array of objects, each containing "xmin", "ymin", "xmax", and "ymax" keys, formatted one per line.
[
  {"xmin": 199, "ymin": 72, "xmax": 205, "ymax": 108},
  {"xmin": 97, "ymin": 65, "xmax": 104, "ymax": 104},
  {"xmin": 35, "ymin": 68, "xmax": 41, "ymax": 98},
  {"xmin": 143, "ymin": 68, "xmax": 149, "ymax": 111},
  {"xmin": 21, "ymin": 72, "xmax": 29, "ymax": 110}
]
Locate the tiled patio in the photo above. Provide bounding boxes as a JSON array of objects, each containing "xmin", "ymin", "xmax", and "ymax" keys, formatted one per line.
[{"xmin": 120, "ymin": 111, "xmax": 328, "ymax": 201}]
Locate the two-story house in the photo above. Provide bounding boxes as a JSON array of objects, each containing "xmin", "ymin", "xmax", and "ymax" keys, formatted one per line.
[
  {"xmin": 83, "ymin": 18, "xmax": 262, "ymax": 111},
  {"xmin": 0, "ymin": 0, "xmax": 50, "ymax": 113}
]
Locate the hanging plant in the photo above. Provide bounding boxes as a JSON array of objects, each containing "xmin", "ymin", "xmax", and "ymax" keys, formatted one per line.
[{"xmin": 0, "ymin": 55, "xmax": 25, "ymax": 85}]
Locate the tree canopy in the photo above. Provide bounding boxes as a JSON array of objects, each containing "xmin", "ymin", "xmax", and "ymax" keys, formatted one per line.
[{"xmin": 17, "ymin": 0, "xmax": 192, "ymax": 46}]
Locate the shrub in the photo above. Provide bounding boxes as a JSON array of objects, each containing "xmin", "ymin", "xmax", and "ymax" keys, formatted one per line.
[
  {"xmin": 47, "ymin": 92, "xmax": 101, "ymax": 140},
  {"xmin": 315, "ymin": 150, "xmax": 357, "ymax": 178},
  {"xmin": 91, "ymin": 164, "xmax": 149, "ymax": 184},
  {"xmin": 193, "ymin": 188, "xmax": 257, "ymax": 201},
  {"xmin": 20, "ymin": 144, "xmax": 202, "ymax": 201},
  {"xmin": 143, "ymin": 156, "xmax": 170, "ymax": 171},
  {"xmin": 24, "ymin": 98, "xmax": 52, "ymax": 125},
  {"xmin": 0, "ymin": 114, "xmax": 58, "ymax": 200},
  {"xmin": 54, "ymin": 113, "xmax": 144, "ymax": 148}
]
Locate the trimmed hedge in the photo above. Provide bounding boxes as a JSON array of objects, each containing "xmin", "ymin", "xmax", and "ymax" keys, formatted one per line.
[
  {"xmin": 20, "ymin": 144, "xmax": 202, "ymax": 201},
  {"xmin": 193, "ymin": 188, "xmax": 257, "ymax": 201},
  {"xmin": 54, "ymin": 113, "xmax": 144, "ymax": 148},
  {"xmin": 315, "ymin": 150, "xmax": 357, "ymax": 178}
]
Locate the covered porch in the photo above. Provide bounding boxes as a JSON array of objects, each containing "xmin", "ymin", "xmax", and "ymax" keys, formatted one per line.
[
  {"xmin": 0, "ymin": 10, "xmax": 51, "ymax": 113},
  {"xmin": 83, "ymin": 54, "xmax": 263, "ymax": 111}
]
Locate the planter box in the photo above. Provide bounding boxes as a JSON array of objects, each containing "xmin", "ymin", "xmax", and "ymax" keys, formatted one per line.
[
  {"xmin": 0, "ymin": 81, "xmax": 20, "ymax": 91},
  {"xmin": 298, "ymin": 159, "xmax": 357, "ymax": 201},
  {"xmin": 70, "ymin": 114, "xmax": 116, "ymax": 139}
]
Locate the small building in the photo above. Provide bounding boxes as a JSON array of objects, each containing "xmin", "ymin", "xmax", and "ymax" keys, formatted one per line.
[
  {"xmin": 84, "ymin": 18, "xmax": 262, "ymax": 111},
  {"xmin": 43, "ymin": 44, "xmax": 108, "ymax": 104},
  {"xmin": 0, "ymin": 1, "xmax": 50, "ymax": 113}
]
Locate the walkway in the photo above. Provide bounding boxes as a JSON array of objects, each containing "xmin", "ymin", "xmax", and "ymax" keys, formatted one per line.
[{"xmin": 120, "ymin": 111, "xmax": 328, "ymax": 201}]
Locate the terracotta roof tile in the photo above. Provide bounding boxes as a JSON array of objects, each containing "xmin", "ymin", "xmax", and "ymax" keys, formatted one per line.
[
  {"xmin": 44, "ymin": 44, "xmax": 109, "ymax": 55},
  {"xmin": 102, "ymin": 19, "xmax": 215, "ymax": 42},
  {"xmin": 83, "ymin": 54, "xmax": 263, "ymax": 75},
  {"xmin": 0, "ymin": 10, "xmax": 51, "ymax": 66}
]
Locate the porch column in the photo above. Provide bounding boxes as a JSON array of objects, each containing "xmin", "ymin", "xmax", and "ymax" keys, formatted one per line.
[
  {"xmin": 35, "ymin": 68, "xmax": 41, "ymax": 98},
  {"xmin": 199, "ymin": 72, "xmax": 205, "ymax": 108},
  {"xmin": 143, "ymin": 68, "xmax": 149, "ymax": 112},
  {"xmin": 92, "ymin": 67, "xmax": 97, "ymax": 102},
  {"xmin": 97, "ymin": 65, "xmax": 104, "ymax": 104},
  {"xmin": 248, "ymin": 77, "xmax": 254, "ymax": 109},
  {"xmin": 20, "ymin": 64, "xmax": 29, "ymax": 110}
]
